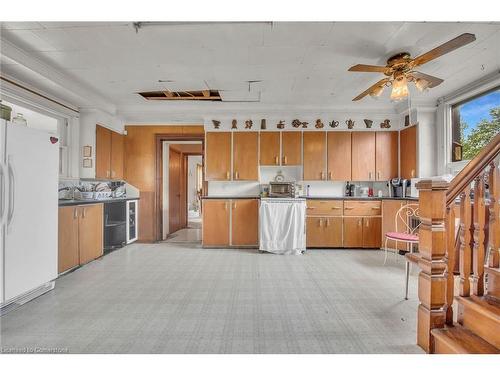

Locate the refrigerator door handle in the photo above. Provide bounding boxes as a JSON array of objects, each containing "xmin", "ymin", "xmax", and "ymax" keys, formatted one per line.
[
  {"xmin": 7, "ymin": 155, "xmax": 15, "ymax": 231},
  {"xmin": 0, "ymin": 161, "xmax": 7, "ymax": 225}
]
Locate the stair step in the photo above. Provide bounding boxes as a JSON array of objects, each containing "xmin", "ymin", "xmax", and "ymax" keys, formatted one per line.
[
  {"xmin": 432, "ymin": 325, "xmax": 500, "ymax": 354},
  {"xmin": 456, "ymin": 295, "xmax": 500, "ymax": 349},
  {"xmin": 486, "ymin": 267, "xmax": 500, "ymax": 300}
]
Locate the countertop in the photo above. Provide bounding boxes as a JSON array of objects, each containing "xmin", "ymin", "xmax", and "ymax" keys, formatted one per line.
[
  {"xmin": 202, "ymin": 195, "xmax": 418, "ymax": 201},
  {"xmin": 58, "ymin": 197, "xmax": 140, "ymax": 207}
]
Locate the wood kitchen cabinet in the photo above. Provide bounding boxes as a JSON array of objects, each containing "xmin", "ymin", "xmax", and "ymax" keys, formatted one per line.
[
  {"xmin": 351, "ymin": 131, "xmax": 376, "ymax": 181},
  {"xmin": 202, "ymin": 199, "xmax": 230, "ymax": 246},
  {"xmin": 375, "ymin": 131, "xmax": 398, "ymax": 181},
  {"xmin": 233, "ymin": 132, "xmax": 258, "ymax": 180},
  {"xmin": 303, "ymin": 132, "xmax": 326, "ymax": 180},
  {"xmin": 307, "ymin": 217, "xmax": 343, "ymax": 248},
  {"xmin": 400, "ymin": 125, "xmax": 417, "ymax": 179},
  {"xmin": 281, "ymin": 132, "xmax": 302, "ymax": 165},
  {"xmin": 231, "ymin": 199, "xmax": 259, "ymax": 246},
  {"xmin": 58, "ymin": 203, "xmax": 103, "ymax": 274},
  {"xmin": 327, "ymin": 132, "xmax": 351, "ymax": 181},
  {"xmin": 343, "ymin": 217, "xmax": 363, "ymax": 248},
  {"xmin": 205, "ymin": 132, "xmax": 231, "ymax": 180},
  {"xmin": 260, "ymin": 132, "xmax": 281, "ymax": 165},
  {"xmin": 202, "ymin": 198, "xmax": 258, "ymax": 247},
  {"xmin": 343, "ymin": 216, "xmax": 381, "ymax": 248},
  {"xmin": 96, "ymin": 125, "xmax": 124, "ymax": 180},
  {"xmin": 58, "ymin": 206, "xmax": 80, "ymax": 273},
  {"xmin": 362, "ymin": 217, "xmax": 382, "ymax": 248}
]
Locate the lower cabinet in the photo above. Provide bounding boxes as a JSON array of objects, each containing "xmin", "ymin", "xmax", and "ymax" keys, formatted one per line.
[
  {"xmin": 58, "ymin": 204, "xmax": 103, "ymax": 274},
  {"xmin": 343, "ymin": 216, "xmax": 381, "ymax": 248},
  {"xmin": 306, "ymin": 216, "xmax": 343, "ymax": 248},
  {"xmin": 202, "ymin": 198, "xmax": 258, "ymax": 247}
]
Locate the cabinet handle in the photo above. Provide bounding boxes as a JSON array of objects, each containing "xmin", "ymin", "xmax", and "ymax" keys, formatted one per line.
[
  {"xmin": 106, "ymin": 170, "xmax": 110, "ymax": 178},
  {"xmin": 325, "ymin": 218, "xmax": 330, "ymax": 227},
  {"xmin": 320, "ymin": 172, "xmax": 324, "ymax": 180},
  {"xmin": 232, "ymin": 202, "xmax": 236, "ymax": 209},
  {"xmin": 328, "ymin": 172, "xmax": 332, "ymax": 180},
  {"xmin": 366, "ymin": 219, "xmax": 369, "ymax": 227},
  {"xmin": 308, "ymin": 207, "xmax": 316, "ymax": 210},
  {"xmin": 275, "ymin": 156, "xmax": 279, "ymax": 165},
  {"xmin": 368, "ymin": 172, "xmax": 372, "ymax": 180},
  {"xmin": 371, "ymin": 207, "xmax": 379, "ymax": 210},
  {"xmin": 283, "ymin": 156, "xmax": 287, "ymax": 165},
  {"xmin": 224, "ymin": 202, "xmax": 229, "ymax": 210},
  {"xmin": 74, "ymin": 208, "xmax": 78, "ymax": 219},
  {"xmin": 318, "ymin": 219, "xmax": 323, "ymax": 227},
  {"xmin": 411, "ymin": 169, "xmax": 415, "ymax": 178},
  {"xmin": 345, "ymin": 207, "xmax": 354, "ymax": 210},
  {"xmin": 377, "ymin": 171, "xmax": 380, "ymax": 180},
  {"xmin": 226, "ymin": 171, "xmax": 230, "ymax": 180},
  {"xmin": 358, "ymin": 219, "xmax": 362, "ymax": 226},
  {"xmin": 331, "ymin": 206, "xmax": 340, "ymax": 209},
  {"xmin": 234, "ymin": 171, "xmax": 239, "ymax": 180},
  {"xmin": 82, "ymin": 207, "xmax": 86, "ymax": 218}
]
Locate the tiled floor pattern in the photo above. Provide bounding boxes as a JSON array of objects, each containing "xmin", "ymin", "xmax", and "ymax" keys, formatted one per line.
[{"xmin": 0, "ymin": 244, "xmax": 423, "ymax": 354}]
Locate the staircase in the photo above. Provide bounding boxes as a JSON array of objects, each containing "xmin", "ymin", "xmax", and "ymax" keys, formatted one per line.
[{"xmin": 415, "ymin": 133, "xmax": 500, "ymax": 354}]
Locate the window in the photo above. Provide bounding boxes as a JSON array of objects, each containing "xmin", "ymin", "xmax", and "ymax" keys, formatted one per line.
[{"xmin": 451, "ymin": 87, "xmax": 500, "ymax": 161}]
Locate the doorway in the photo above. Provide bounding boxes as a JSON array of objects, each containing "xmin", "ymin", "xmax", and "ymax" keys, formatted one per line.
[{"xmin": 161, "ymin": 141, "xmax": 203, "ymax": 242}]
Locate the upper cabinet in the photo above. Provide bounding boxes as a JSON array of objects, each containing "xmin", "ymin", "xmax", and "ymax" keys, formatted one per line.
[
  {"xmin": 206, "ymin": 132, "xmax": 231, "ymax": 180},
  {"xmin": 351, "ymin": 132, "xmax": 376, "ymax": 181},
  {"xmin": 375, "ymin": 131, "xmax": 399, "ymax": 181},
  {"xmin": 400, "ymin": 125, "xmax": 417, "ymax": 179},
  {"xmin": 281, "ymin": 132, "xmax": 302, "ymax": 166},
  {"xmin": 233, "ymin": 132, "xmax": 258, "ymax": 180},
  {"xmin": 327, "ymin": 132, "xmax": 351, "ymax": 181},
  {"xmin": 260, "ymin": 132, "xmax": 281, "ymax": 166},
  {"xmin": 303, "ymin": 132, "xmax": 327, "ymax": 180},
  {"xmin": 96, "ymin": 125, "xmax": 124, "ymax": 180}
]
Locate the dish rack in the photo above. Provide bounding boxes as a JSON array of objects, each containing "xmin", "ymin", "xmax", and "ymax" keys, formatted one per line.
[{"xmin": 75, "ymin": 191, "xmax": 113, "ymax": 200}]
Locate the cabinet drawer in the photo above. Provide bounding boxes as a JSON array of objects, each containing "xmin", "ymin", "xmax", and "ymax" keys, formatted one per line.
[
  {"xmin": 306, "ymin": 200, "xmax": 343, "ymax": 216},
  {"xmin": 343, "ymin": 200, "xmax": 381, "ymax": 216}
]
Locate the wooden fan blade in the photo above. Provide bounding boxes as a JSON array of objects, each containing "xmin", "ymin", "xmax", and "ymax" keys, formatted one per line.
[
  {"xmin": 411, "ymin": 71, "xmax": 444, "ymax": 88},
  {"xmin": 348, "ymin": 64, "xmax": 388, "ymax": 73},
  {"xmin": 352, "ymin": 78, "xmax": 390, "ymax": 101},
  {"xmin": 412, "ymin": 33, "xmax": 476, "ymax": 66}
]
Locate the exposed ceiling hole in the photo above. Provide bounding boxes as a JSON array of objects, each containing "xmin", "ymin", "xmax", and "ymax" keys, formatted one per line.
[{"xmin": 138, "ymin": 89, "xmax": 222, "ymax": 101}]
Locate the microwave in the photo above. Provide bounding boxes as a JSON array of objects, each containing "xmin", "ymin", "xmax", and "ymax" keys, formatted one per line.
[{"xmin": 269, "ymin": 182, "xmax": 296, "ymax": 198}]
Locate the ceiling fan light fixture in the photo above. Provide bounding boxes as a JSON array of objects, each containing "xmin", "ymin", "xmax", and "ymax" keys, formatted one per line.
[
  {"xmin": 369, "ymin": 84, "xmax": 385, "ymax": 99},
  {"xmin": 390, "ymin": 75, "xmax": 409, "ymax": 101},
  {"xmin": 415, "ymin": 78, "xmax": 430, "ymax": 92}
]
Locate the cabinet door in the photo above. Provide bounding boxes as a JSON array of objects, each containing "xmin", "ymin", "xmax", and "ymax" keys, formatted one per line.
[
  {"xmin": 206, "ymin": 132, "xmax": 231, "ymax": 180},
  {"xmin": 362, "ymin": 217, "xmax": 382, "ymax": 248},
  {"xmin": 58, "ymin": 206, "xmax": 80, "ymax": 273},
  {"xmin": 382, "ymin": 200, "xmax": 408, "ymax": 251},
  {"xmin": 78, "ymin": 204, "xmax": 103, "ymax": 265},
  {"xmin": 96, "ymin": 125, "xmax": 111, "ymax": 179},
  {"xmin": 233, "ymin": 132, "xmax": 258, "ymax": 180},
  {"xmin": 352, "ymin": 131, "xmax": 375, "ymax": 181},
  {"xmin": 202, "ymin": 199, "xmax": 230, "ymax": 246},
  {"xmin": 323, "ymin": 217, "xmax": 343, "ymax": 247},
  {"xmin": 400, "ymin": 125, "xmax": 417, "ymax": 179},
  {"xmin": 327, "ymin": 132, "xmax": 351, "ymax": 181},
  {"xmin": 282, "ymin": 132, "xmax": 302, "ymax": 165},
  {"xmin": 375, "ymin": 131, "xmax": 398, "ymax": 181},
  {"xmin": 306, "ymin": 217, "xmax": 324, "ymax": 248},
  {"xmin": 111, "ymin": 131, "xmax": 124, "ymax": 179},
  {"xmin": 303, "ymin": 132, "xmax": 326, "ymax": 180},
  {"xmin": 260, "ymin": 132, "xmax": 280, "ymax": 165},
  {"xmin": 231, "ymin": 199, "xmax": 259, "ymax": 246},
  {"xmin": 343, "ymin": 217, "xmax": 363, "ymax": 248}
]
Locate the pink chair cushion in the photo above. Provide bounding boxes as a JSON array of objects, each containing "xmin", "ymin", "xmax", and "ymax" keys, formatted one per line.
[{"xmin": 385, "ymin": 231, "xmax": 419, "ymax": 242}]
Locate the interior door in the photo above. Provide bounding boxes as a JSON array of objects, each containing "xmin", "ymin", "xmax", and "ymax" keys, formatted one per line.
[
  {"xmin": 4, "ymin": 125, "xmax": 58, "ymax": 301},
  {"xmin": 303, "ymin": 132, "xmax": 326, "ymax": 180},
  {"xmin": 202, "ymin": 199, "xmax": 230, "ymax": 246},
  {"xmin": 282, "ymin": 132, "xmax": 302, "ymax": 165},
  {"xmin": 259, "ymin": 132, "xmax": 280, "ymax": 165},
  {"xmin": 343, "ymin": 217, "xmax": 363, "ymax": 248},
  {"xmin": 169, "ymin": 147, "xmax": 181, "ymax": 234},
  {"xmin": 205, "ymin": 132, "xmax": 231, "ymax": 180},
  {"xmin": 375, "ymin": 131, "xmax": 398, "ymax": 181},
  {"xmin": 233, "ymin": 132, "xmax": 258, "ymax": 180},
  {"xmin": 96, "ymin": 125, "xmax": 111, "ymax": 179},
  {"xmin": 352, "ymin": 132, "xmax": 376, "ymax": 181},
  {"xmin": 327, "ymin": 132, "xmax": 351, "ymax": 181}
]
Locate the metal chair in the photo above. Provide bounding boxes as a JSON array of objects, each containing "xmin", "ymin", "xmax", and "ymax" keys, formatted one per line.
[{"xmin": 383, "ymin": 203, "xmax": 420, "ymax": 299}]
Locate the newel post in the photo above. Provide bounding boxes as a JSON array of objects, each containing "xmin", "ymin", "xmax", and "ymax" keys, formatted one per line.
[{"xmin": 416, "ymin": 179, "xmax": 449, "ymax": 353}]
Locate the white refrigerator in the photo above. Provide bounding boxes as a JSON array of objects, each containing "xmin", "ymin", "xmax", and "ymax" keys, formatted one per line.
[{"xmin": 0, "ymin": 119, "xmax": 58, "ymax": 312}]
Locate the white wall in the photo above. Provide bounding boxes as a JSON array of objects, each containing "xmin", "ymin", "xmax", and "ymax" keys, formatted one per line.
[
  {"xmin": 79, "ymin": 108, "xmax": 125, "ymax": 179},
  {"xmin": 187, "ymin": 155, "xmax": 202, "ymax": 214}
]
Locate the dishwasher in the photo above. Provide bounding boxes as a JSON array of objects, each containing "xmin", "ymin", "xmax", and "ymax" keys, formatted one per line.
[
  {"xmin": 259, "ymin": 198, "xmax": 306, "ymax": 255},
  {"xmin": 104, "ymin": 201, "xmax": 127, "ymax": 252}
]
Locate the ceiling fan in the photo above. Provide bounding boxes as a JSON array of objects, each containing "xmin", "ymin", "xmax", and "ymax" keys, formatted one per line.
[{"xmin": 348, "ymin": 33, "xmax": 476, "ymax": 102}]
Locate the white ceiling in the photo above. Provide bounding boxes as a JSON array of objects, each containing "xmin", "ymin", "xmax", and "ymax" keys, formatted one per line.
[{"xmin": 1, "ymin": 21, "xmax": 500, "ymax": 120}]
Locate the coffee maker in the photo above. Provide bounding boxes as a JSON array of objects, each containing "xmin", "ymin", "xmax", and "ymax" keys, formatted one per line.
[{"xmin": 388, "ymin": 178, "xmax": 410, "ymax": 198}]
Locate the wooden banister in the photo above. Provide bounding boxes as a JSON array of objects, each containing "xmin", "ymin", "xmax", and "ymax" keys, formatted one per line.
[
  {"xmin": 446, "ymin": 132, "xmax": 500, "ymax": 206},
  {"xmin": 415, "ymin": 132, "xmax": 500, "ymax": 353}
]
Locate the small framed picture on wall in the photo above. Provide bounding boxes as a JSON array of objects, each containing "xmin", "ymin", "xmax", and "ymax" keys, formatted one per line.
[
  {"xmin": 83, "ymin": 158, "xmax": 92, "ymax": 168},
  {"xmin": 83, "ymin": 145, "xmax": 92, "ymax": 157}
]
